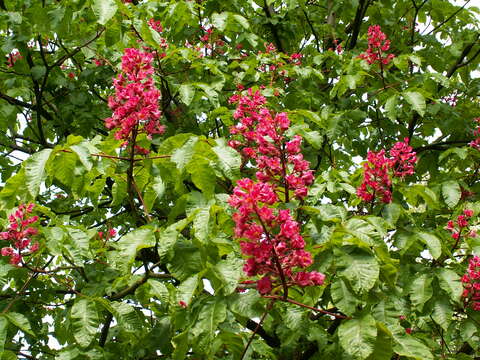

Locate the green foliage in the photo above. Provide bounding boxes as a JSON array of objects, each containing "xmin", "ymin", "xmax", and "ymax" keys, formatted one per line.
[{"xmin": 0, "ymin": 0, "xmax": 479, "ymax": 358}]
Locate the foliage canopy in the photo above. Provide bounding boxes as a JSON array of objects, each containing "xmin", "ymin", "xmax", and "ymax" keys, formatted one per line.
[{"xmin": 0, "ymin": 0, "xmax": 480, "ymax": 359}]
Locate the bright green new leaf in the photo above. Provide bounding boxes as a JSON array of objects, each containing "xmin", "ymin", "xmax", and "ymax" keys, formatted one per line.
[
  {"xmin": 92, "ymin": 0, "xmax": 117, "ymax": 25},
  {"xmin": 24, "ymin": 148, "xmax": 52, "ymax": 197},
  {"xmin": 403, "ymin": 91, "xmax": 426, "ymax": 116},
  {"xmin": 441, "ymin": 180, "xmax": 461, "ymax": 208}
]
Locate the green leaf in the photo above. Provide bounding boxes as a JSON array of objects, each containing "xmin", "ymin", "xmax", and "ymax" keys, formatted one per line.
[
  {"xmin": 436, "ymin": 268, "xmax": 462, "ymax": 303},
  {"xmin": 147, "ymin": 279, "xmax": 170, "ymax": 304},
  {"xmin": 403, "ymin": 91, "xmax": 426, "ymax": 116},
  {"xmin": 212, "ymin": 139, "xmax": 241, "ymax": 180},
  {"xmin": 431, "ymin": 298, "xmax": 452, "ymax": 331},
  {"xmin": 417, "ymin": 232, "xmax": 442, "ymax": 259},
  {"xmin": 110, "ymin": 302, "xmax": 143, "ymax": 333},
  {"xmin": 331, "ymin": 278, "xmax": 360, "ymax": 316},
  {"xmin": 441, "ymin": 180, "xmax": 461, "ymax": 208},
  {"xmin": 177, "ymin": 274, "xmax": 199, "ymax": 306},
  {"xmin": 211, "ymin": 12, "xmax": 228, "ymax": 31},
  {"xmin": 232, "ymin": 14, "xmax": 250, "ymax": 29},
  {"xmin": 113, "ymin": 227, "xmax": 155, "ymax": 271},
  {"xmin": 191, "ymin": 298, "xmax": 227, "ymax": 344},
  {"xmin": 393, "ymin": 335, "xmax": 433, "ymax": 360},
  {"xmin": 382, "ymin": 203, "xmax": 402, "ymax": 226},
  {"xmin": 70, "ymin": 298, "xmax": 99, "ymax": 348},
  {"xmin": 214, "ymin": 256, "xmax": 243, "ymax": 295},
  {"xmin": 409, "ymin": 274, "xmax": 432, "ymax": 311},
  {"xmin": 179, "ymin": 84, "xmax": 195, "ymax": 106},
  {"xmin": 157, "ymin": 220, "xmax": 187, "ymax": 259},
  {"xmin": 4, "ymin": 312, "xmax": 34, "ymax": 337},
  {"xmin": 92, "ymin": 0, "xmax": 117, "ymax": 25},
  {"xmin": 385, "ymin": 95, "xmax": 398, "ymax": 121},
  {"xmin": 192, "ymin": 205, "xmax": 211, "ymax": 242},
  {"xmin": 188, "ymin": 162, "xmax": 216, "ymax": 197},
  {"xmin": 152, "ymin": 176, "xmax": 166, "ymax": 200},
  {"xmin": 0, "ymin": 317, "xmax": 7, "ymax": 354},
  {"xmin": 367, "ymin": 322, "xmax": 393, "ymax": 360},
  {"xmin": 24, "ymin": 149, "xmax": 52, "ymax": 197},
  {"xmin": 171, "ymin": 137, "xmax": 198, "ymax": 171},
  {"xmin": 31, "ymin": 65, "xmax": 46, "ymax": 80},
  {"xmin": 337, "ymin": 249, "xmax": 380, "ymax": 294},
  {"xmin": 338, "ymin": 313, "xmax": 377, "ymax": 359},
  {"xmin": 70, "ymin": 141, "xmax": 94, "ymax": 171}
]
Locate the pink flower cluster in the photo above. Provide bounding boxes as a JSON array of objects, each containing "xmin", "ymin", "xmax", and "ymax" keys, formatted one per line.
[
  {"xmin": 98, "ymin": 228, "xmax": 117, "ymax": 240},
  {"xmin": 389, "ymin": 137, "xmax": 417, "ymax": 178},
  {"xmin": 200, "ymin": 27, "xmax": 213, "ymax": 42},
  {"xmin": 228, "ymin": 179, "xmax": 325, "ymax": 294},
  {"xmin": 228, "ymin": 88, "xmax": 314, "ymax": 200},
  {"xmin": 148, "ymin": 19, "xmax": 163, "ymax": 33},
  {"xmin": 6, "ymin": 51, "xmax": 22, "ymax": 67},
  {"xmin": 0, "ymin": 204, "xmax": 39, "ymax": 265},
  {"xmin": 461, "ymin": 256, "xmax": 480, "ymax": 311},
  {"xmin": 357, "ymin": 138, "xmax": 416, "ymax": 203},
  {"xmin": 228, "ymin": 89, "xmax": 323, "ymax": 295},
  {"xmin": 105, "ymin": 48, "xmax": 164, "ymax": 150},
  {"xmin": 470, "ymin": 118, "xmax": 480, "ymax": 150},
  {"xmin": 358, "ymin": 25, "xmax": 395, "ymax": 65},
  {"xmin": 445, "ymin": 209, "xmax": 476, "ymax": 241}
]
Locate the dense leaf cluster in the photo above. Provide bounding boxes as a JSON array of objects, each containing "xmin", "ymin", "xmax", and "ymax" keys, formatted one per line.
[{"xmin": 0, "ymin": 0, "xmax": 479, "ymax": 359}]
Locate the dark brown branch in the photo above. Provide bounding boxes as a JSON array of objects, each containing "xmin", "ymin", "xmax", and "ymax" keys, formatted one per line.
[
  {"xmin": 346, "ymin": 0, "xmax": 370, "ymax": 50},
  {"xmin": 263, "ymin": 0, "xmax": 285, "ymax": 53},
  {"xmin": 0, "ymin": 141, "xmax": 34, "ymax": 154},
  {"xmin": 245, "ymin": 318, "xmax": 280, "ymax": 348},
  {"xmin": 262, "ymin": 295, "xmax": 350, "ymax": 319},
  {"xmin": 99, "ymin": 313, "xmax": 113, "ymax": 347},
  {"xmin": 302, "ymin": 9, "xmax": 320, "ymax": 52},
  {"xmin": 240, "ymin": 300, "xmax": 275, "ymax": 360},
  {"xmin": 424, "ymin": 0, "xmax": 471, "ymax": 38},
  {"xmin": 414, "ymin": 140, "xmax": 470, "ymax": 153},
  {"xmin": 52, "ymin": 28, "xmax": 105, "ymax": 68},
  {"xmin": 446, "ymin": 33, "xmax": 480, "ymax": 78}
]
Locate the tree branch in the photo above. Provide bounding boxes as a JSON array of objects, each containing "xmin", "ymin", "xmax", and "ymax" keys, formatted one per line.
[
  {"xmin": 346, "ymin": 0, "xmax": 370, "ymax": 50},
  {"xmin": 446, "ymin": 33, "xmax": 480, "ymax": 78},
  {"xmin": 263, "ymin": 0, "xmax": 285, "ymax": 53}
]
